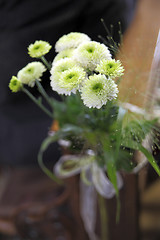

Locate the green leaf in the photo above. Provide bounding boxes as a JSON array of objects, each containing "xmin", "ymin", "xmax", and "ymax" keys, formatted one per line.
[
  {"xmin": 105, "ymin": 153, "xmax": 120, "ymax": 222},
  {"xmin": 116, "ymin": 149, "xmax": 135, "ymax": 172},
  {"xmin": 139, "ymin": 145, "xmax": 160, "ymax": 176},
  {"xmin": 38, "ymin": 124, "xmax": 84, "ymax": 184},
  {"xmin": 121, "ymin": 138, "xmax": 139, "ymax": 150},
  {"xmin": 51, "ymin": 94, "xmax": 85, "ymax": 126},
  {"xmin": 38, "ymin": 131, "xmax": 63, "ymax": 184},
  {"xmin": 121, "ymin": 137, "xmax": 160, "ymax": 176},
  {"xmin": 122, "ymin": 117, "xmax": 157, "ymax": 147},
  {"xmin": 114, "ymin": 106, "xmax": 127, "ymax": 160},
  {"xmin": 106, "ymin": 159, "xmax": 118, "ymax": 194},
  {"xmin": 61, "ymin": 124, "xmax": 83, "ymax": 135}
]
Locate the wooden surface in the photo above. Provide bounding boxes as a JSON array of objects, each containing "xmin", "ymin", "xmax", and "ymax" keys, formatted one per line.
[
  {"xmin": 106, "ymin": 174, "xmax": 139, "ymax": 240},
  {"xmin": 118, "ymin": 0, "xmax": 160, "ymax": 107},
  {"xmin": 0, "ymin": 168, "xmax": 89, "ymax": 240}
]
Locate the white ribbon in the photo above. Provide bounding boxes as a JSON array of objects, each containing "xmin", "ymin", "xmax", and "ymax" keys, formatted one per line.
[
  {"xmin": 54, "ymin": 155, "xmax": 123, "ymax": 198},
  {"xmin": 54, "ymin": 154, "xmax": 94, "ymax": 178},
  {"xmin": 92, "ymin": 163, "xmax": 123, "ymax": 199},
  {"xmin": 80, "ymin": 169, "xmax": 99, "ymax": 240}
]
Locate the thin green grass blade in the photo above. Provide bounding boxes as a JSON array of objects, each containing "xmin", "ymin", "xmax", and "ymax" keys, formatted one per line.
[
  {"xmin": 139, "ymin": 145, "xmax": 160, "ymax": 176},
  {"xmin": 38, "ymin": 132, "xmax": 63, "ymax": 184}
]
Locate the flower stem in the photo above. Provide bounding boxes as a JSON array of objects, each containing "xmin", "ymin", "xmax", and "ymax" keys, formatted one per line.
[
  {"xmin": 116, "ymin": 196, "xmax": 121, "ymax": 223},
  {"xmin": 40, "ymin": 56, "xmax": 52, "ymax": 70},
  {"xmin": 35, "ymin": 80, "xmax": 53, "ymax": 110},
  {"xmin": 98, "ymin": 194, "xmax": 109, "ymax": 240},
  {"xmin": 38, "ymin": 149, "xmax": 63, "ymax": 184},
  {"xmin": 22, "ymin": 87, "xmax": 53, "ymax": 119}
]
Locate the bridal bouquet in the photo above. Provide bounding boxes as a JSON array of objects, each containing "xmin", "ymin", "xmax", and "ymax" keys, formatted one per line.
[{"xmin": 9, "ymin": 31, "xmax": 160, "ymax": 237}]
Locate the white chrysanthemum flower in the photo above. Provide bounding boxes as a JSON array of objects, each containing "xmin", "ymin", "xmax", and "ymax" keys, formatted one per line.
[
  {"xmin": 50, "ymin": 78, "xmax": 71, "ymax": 95},
  {"xmin": 28, "ymin": 40, "xmax": 52, "ymax": 58},
  {"xmin": 51, "ymin": 66, "xmax": 86, "ymax": 95},
  {"xmin": 55, "ymin": 32, "xmax": 91, "ymax": 52},
  {"xmin": 17, "ymin": 62, "xmax": 46, "ymax": 87},
  {"xmin": 53, "ymin": 48, "xmax": 75, "ymax": 64},
  {"xmin": 74, "ymin": 41, "xmax": 112, "ymax": 71},
  {"xmin": 59, "ymin": 66, "xmax": 86, "ymax": 91},
  {"xmin": 96, "ymin": 59, "xmax": 124, "ymax": 78},
  {"xmin": 50, "ymin": 58, "xmax": 79, "ymax": 80},
  {"xmin": 80, "ymin": 74, "xmax": 118, "ymax": 109}
]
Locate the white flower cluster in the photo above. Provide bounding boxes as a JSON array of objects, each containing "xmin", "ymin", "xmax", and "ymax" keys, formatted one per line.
[{"xmin": 51, "ymin": 32, "xmax": 124, "ymax": 109}]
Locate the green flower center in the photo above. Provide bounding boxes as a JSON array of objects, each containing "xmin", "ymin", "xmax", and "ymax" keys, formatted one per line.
[
  {"xmin": 62, "ymin": 55, "xmax": 68, "ymax": 58},
  {"xmin": 66, "ymin": 73, "xmax": 77, "ymax": 83},
  {"xmin": 108, "ymin": 63, "xmax": 114, "ymax": 68},
  {"xmin": 68, "ymin": 73, "xmax": 74, "ymax": 79},
  {"xmin": 92, "ymin": 82, "xmax": 103, "ymax": 92},
  {"xmin": 26, "ymin": 67, "xmax": 34, "ymax": 73},
  {"xmin": 34, "ymin": 45, "xmax": 41, "ymax": 50},
  {"xmin": 60, "ymin": 67, "xmax": 69, "ymax": 72},
  {"xmin": 12, "ymin": 80, "xmax": 17, "ymax": 86},
  {"xmin": 86, "ymin": 47, "xmax": 94, "ymax": 53}
]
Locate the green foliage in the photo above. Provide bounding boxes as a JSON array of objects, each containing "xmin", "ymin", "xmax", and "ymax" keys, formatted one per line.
[
  {"xmin": 51, "ymin": 93, "xmax": 84, "ymax": 126},
  {"xmin": 121, "ymin": 117, "xmax": 157, "ymax": 150},
  {"xmin": 51, "ymin": 94, "xmax": 160, "ymax": 176}
]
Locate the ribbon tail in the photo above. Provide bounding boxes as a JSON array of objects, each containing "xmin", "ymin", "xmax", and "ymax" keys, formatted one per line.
[
  {"xmin": 92, "ymin": 163, "xmax": 123, "ymax": 198},
  {"xmin": 80, "ymin": 169, "xmax": 99, "ymax": 240}
]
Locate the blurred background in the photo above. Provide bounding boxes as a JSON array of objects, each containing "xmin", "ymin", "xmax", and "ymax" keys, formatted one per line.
[{"xmin": 1, "ymin": 0, "xmax": 160, "ymax": 239}]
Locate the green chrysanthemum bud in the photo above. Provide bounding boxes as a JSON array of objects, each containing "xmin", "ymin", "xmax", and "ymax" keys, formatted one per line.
[
  {"xmin": 9, "ymin": 76, "xmax": 22, "ymax": 93},
  {"xmin": 28, "ymin": 40, "xmax": 52, "ymax": 58}
]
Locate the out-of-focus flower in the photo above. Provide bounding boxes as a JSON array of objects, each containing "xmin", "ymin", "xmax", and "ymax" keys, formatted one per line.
[
  {"xmin": 55, "ymin": 32, "xmax": 91, "ymax": 52},
  {"xmin": 9, "ymin": 76, "xmax": 22, "ymax": 92},
  {"xmin": 28, "ymin": 40, "xmax": 52, "ymax": 58},
  {"xmin": 53, "ymin": 48, "xmax": 75, "ymax": 64},
  {"xmin": 74, "ymin": 41, "xmax": 112, "ymax": 71},
  {"xmin": 17, "ymin": 62, "xmax": 46, "ymax": 87},
  {"xmin": 50, "ymin": 58, "xmax": 79, "ymax": 80}
]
